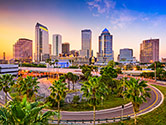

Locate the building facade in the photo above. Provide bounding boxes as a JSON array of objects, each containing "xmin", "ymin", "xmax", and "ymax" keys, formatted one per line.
[
  {"xmin": 140, "ymin": 39, "xmax": 159, "ymax": 63},
  {"xmin": 80, "ymin": 29, "xmax": 92, "ymax": 58},
  {"xmin": 49, "ymin": 44, "xmax": 52, "ymax": 56},
  {"xmin": 34, "ymin": 23, "xmax": 49, "ymax": 62},
  {"xmin": 161, "ymin": 58, "xmax": 166, "ymax": 63},
  {"xmin": 52, "ymin": 34, "xmax": 62, "ymax": 56},
  {"xmin": 119, "ymin": 48, "xmax": 133, "ymax": 63},
  {"xmin": 97, "ymin": 28, "xmax": 114, "ymax": 63},
  {"xmin": 13, "ymin": 38, "xmax": 32, "ymax": 63},
  {"xmin": 62, "ymin": 42, "xmax": 70, "ymax": 55},
  {"xmin": 0, "ymin": 64, "xmax": 18, "ymax": 76}
]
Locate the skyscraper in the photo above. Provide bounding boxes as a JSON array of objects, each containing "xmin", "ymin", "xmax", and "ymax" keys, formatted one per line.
[
  {"xmin": 119, "ymin": 48, "xmax": 133, "ymax": 62},
  {"xmin": 49, "ymin": 44, "xmax": 52, "ymax": 56},
  {"xmin": 80, "ymin": 29, "xmax": 92, "ymax": 58},
  {"xmin": 140, "ymin": 39, "xmax": 159, "ymax": 63},
  {"xmin": 62, "ymin": 43, "xmax": 70, "ymax": 55},
  {"xmin": 13, "ymin": 38, "xmax": 32, "ymax": 63},
  {"xmin": 53, "ymin": 34, "xmax": 62, "ymax": 56},
  {"xmin": 97, "ymin": 28, "xmax": 113, "ymax": 63},
  {"xmin": 34, "ymin": 23, "xmax": 49, "ymax": 62}
]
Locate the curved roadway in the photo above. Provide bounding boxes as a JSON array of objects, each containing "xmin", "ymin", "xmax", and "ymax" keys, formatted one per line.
[{"xmin": 58, "ymin": 84, "xmax": 163, "ymax": 121}]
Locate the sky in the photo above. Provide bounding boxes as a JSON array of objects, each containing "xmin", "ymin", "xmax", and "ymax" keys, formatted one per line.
[{"xmin": 0, "ymin": 0, "xmax": 166, "ymax": 61}]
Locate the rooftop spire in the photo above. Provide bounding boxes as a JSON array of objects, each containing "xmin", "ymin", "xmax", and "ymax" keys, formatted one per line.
[{"xmin": 102, "ymin": 28, "xmax": 109, "ymax": 33}]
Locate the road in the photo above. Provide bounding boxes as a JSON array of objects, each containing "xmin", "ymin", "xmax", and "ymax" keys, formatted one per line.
[
  {"xmin": 38, "ymin": 78, "xmax": 163, "ymax": 122},
  {"xmin": 58, "ymin": 84, "xmax": 163, "ymax": 121}
]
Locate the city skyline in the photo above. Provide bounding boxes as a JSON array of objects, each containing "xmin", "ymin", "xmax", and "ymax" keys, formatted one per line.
[{"xmin": 0, "ymin": 0, "xmax": 166, "ymax": 60}]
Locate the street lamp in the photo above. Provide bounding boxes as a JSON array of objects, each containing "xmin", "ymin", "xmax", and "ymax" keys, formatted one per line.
[
  {"xmin": 121, "ymin": 104, "xmax": 124, "ymax": 120},
  {"xmin": 154, "ymin": 62, "xmax": 157, "ymax": 82}
]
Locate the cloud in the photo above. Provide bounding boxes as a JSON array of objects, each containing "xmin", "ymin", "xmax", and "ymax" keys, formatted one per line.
[
  {"xmin": 87, "ymin": 0, "xmax": 116, "ymax": 14},
  {"xmin": 110, "ymin": 10, "xmax": 137, "ymax": 29}
]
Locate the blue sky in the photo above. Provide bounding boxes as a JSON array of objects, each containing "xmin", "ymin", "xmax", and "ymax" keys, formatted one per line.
[{"xmin": 0, "ymin": 0, "xmax": 166, "ymax": 60}]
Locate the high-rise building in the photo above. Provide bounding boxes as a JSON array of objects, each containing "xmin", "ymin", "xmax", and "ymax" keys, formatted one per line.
[
  {"xmin": 53, "ymin": 34, "xmax": 62, "ymax": 56},
  {"xmin": 97, "ymin": 28, "xmax": 114, "ymax": 63},
  {"xmin": 34, "ymin": 23, "xmax": 49, "ymax": 62},
  {"xmin": 140, "ymin": 39, "xmax": 159, "ymax": 63},
  {"xmin": 119, "ymin": 48, "xmax": 133, "ymax": 62},
  {"xmin": 80, "ymin": 29, "xmax": 92, "ymax": 58},
  {"xmin": 13, "ymin": 38, "xmax": 32, "ymax": 63},
  {"xmin": 62, "ymin": 43, "xmax": 70, "ymax": 55},
  {"xmin": 49, "ymin": 44, "xmax": 52, "ymax": 56}
]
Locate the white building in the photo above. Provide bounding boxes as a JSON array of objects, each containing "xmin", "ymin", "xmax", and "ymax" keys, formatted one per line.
[
  {"xmin": 52, "ymin": 34, "xmax": 62, "ymax": 56},
  {"xmin": 0, "ymin": 64, "xmax": 18, "ymax": 76},
  {"xmin": 34, "ymin": 23, "xmax": 49, "ymax": 62}
]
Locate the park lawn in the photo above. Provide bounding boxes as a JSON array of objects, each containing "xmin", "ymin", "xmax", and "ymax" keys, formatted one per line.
[
  {"xmin": 103, "ymin": 85, "xmax": 166, "ymax": 125},
  {"xmin": 60, "ymin": 94, "xmax": 129, "ymax": 111}
]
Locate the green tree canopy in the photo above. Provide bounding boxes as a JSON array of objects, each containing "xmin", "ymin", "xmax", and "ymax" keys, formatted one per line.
[
  {"xmin": 123, "ymin": 78, "xmax": 151, "ymax": 124},
  {"xmin": 0, "ymin": 74, "xmax": 15, "ymax": 104},
  {"xmin": 0, "ymin": 97, "xmax": 57, "ymax": 125}
]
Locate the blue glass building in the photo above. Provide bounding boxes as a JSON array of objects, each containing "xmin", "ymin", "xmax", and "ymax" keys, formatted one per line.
[{"xmin": 98, "ymin": 28, "xmax": 114, "ymax": 62}]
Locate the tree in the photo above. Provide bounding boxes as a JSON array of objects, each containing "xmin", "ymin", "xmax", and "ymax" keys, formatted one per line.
[
  {"xmin": 54, "ymin": 59, "xmax": 59, "ymax": 67},
  {"xmin": 116, "ymin": 67, "xmax": 122, "ymax": 74},
  {"xmin": 12, "ymin": 77, "xmax": 24, "ymax": 100},
  {"xmin": 72, "ymin": 74, "xmax": 79, "ymax": 90},
  {"xmin": 126, "ymin": 64, "xmax": 133, "ymax": 70},
  {"xmin": 0, "ymin": 97, "xmax": 57, "ymax": 125},
  {"xmin": 66, "ymin": 72, "xmax": 74, "ymax": 90},
  {"xmin": 148, "ymin": 61, "xmax": 164, "ymax": 70},
  {"xmin": 136, "ymin": 65, "xmax": 141, "ymax": 70},
  {"xmin": 80, "ymin": 65, "xmax": 93, "ymax": 80},
  {"xmin": 123, "ymin": 78, "xmax": 151, "ymax": 125},
  {"xmin": 59, "ymin": 75, "xmax": 66, "ymax": 82},
  {"xmin": 0, "ymin": 74, "xmax": 15, "ymax": 104},
  {"xmin": 100, "ymin": 66, "xmax": 117, "ymax": 92},
  {"xmin": 81, "ymin": 77, "xmax": 107, "ymax": 125},
  {"xmin": 14, "ymin": 76, "xmax": 40, "ymax": 101},
  {"xmin": 107, "ymin": 60, "xmax": 115, "ymax": 67},
  {"xmin": 49, "ymin": 80, "xmax": 67, "ymax": 125}
]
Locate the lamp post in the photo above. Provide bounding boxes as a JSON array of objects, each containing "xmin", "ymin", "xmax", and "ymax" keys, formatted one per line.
[
  {"xmin": 121, "ymin": 104, "xmax": 124, "ymax": 120},
  {"xmin": 121, "ymin": 74, "xmax": 126, "ymax": 121},
  {"xmin": 154, "ymin": 62, "xmax": 157, "ymax": 82}
]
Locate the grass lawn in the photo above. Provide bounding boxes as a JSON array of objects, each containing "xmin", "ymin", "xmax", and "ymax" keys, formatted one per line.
[
  {"xmin": 57, "ymin": 94, "xmax": 129, "ymax": 111},
  {"xmin": 103, "ymin": 85, "xmax": 166, "ymax": 125}
]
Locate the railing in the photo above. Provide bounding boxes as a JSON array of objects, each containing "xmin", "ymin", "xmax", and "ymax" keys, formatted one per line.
[{"xmin": 48, "ymin": 116, "xmax": 130, "ymax": 124}]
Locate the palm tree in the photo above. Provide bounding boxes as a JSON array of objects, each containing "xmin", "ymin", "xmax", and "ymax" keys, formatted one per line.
[
  {"xmin": 123, "ymin": 78, "xmax": 151, "ymax": 125},
  {"xmin": 49, "ymin": 80, "xmax": 67, "ymax": 125},
  {"xmin": 0, "ymin": 97, "xmax": 57, "ymax": 124},
  {"xmin": 66, "ymin": 72, "xmax": 73, "ymax": 90},
  {"xmin": 12, "ymin": 77, "xmax": 24, "ymax": 100},
  {"xmin": 0, "ymin": 74, "xmax": 14, "ymax": 104},
  {"xmin": 81, "ymin": 76, "xmax": 107, "ymax": 125},
  {"xmin": 59, "ymin": 74, "xmax": 66, "ymax": 82},
  {"xmin": 20, "ymin": 76, "xmax": 39, "ymax": 101},
  {"xmin": 72, "ymin": 74, "xmax": 79, "ymax": 90},
  {"xmin": 54, "ymin": 59, "xmax": 59, "ymax": 67}
]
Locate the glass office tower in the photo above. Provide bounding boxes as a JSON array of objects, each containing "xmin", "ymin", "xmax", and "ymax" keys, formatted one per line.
[
  {"xmin": 98, "ymin": 28, "xmax": 113, "ymax": 62},
  {"xmin": 34, "ymin": 23, "xmax": 49, "ymax": 62}
]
